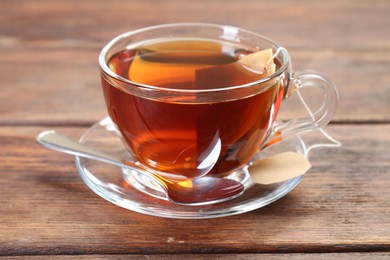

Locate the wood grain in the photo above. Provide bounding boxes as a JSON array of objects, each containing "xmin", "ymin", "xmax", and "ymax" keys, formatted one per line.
[
  {"xmin": 0, "ymin": 125, "xmax": 389, "ymax": 255},
  {"xmin": 1, "ymin": 0, "xmax": 389, "ymax": 125},
  {"xmin": 1, "ymin": 0, "xmax": 389, "ymax": 49},
  {"xmin": 1, "ymin": 253, "xmax": 390, "ymax": 259}
]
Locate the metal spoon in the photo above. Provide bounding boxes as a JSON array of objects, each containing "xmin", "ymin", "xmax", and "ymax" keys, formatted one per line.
[{"xmin": 36, "ymin": 130, "xmax": 244, "ymax": 205}]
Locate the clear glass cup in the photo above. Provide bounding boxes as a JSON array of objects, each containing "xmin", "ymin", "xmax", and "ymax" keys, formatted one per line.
[{"xmin": 99, "ymin": 23, "xmax": 338, "ymax": 181}]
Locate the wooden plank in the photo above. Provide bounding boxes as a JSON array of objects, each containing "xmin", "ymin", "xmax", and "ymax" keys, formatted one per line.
[
  {"xmin": 0, "ymin": 48, "xmax": 105, "ymax": 126},
  {"xmin": 1, "ymin": 253, "xmax": 390, "ymax": 259},
  {"xmin": 0, "ymin": 0, "xmax": 389, "ymax": 50},
  {"xmin": 280, "ymin": 48, "xmax": 390, "ymax": 122},
  {"xmin": 1, "ymin": 47, "xmax": 389, "ymax": 125},
  {"xmin": 0, "ymin": 125, "xmax": 389, "ymax": 255}
]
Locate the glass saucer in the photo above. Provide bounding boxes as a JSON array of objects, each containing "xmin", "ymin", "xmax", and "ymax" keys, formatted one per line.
[{"xmin": 75, "ymin": 117, "xmax": 307, "ymax": 219}]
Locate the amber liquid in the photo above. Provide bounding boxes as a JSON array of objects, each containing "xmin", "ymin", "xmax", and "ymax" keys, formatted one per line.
[{"xmin": 102, "ymin": 39, "xmax": 284, "ymax": 178}]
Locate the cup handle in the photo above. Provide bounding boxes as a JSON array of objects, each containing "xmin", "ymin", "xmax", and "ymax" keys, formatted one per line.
[{"xmin": 264, "ymin": 70, "xmax": 339, "ymax": 147}]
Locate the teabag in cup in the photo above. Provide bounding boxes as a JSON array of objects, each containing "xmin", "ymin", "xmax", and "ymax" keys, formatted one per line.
[
  {"xmin": 195, "ymin": 48, "xmax": 276, "ymax": 89},
  {"xmin": 128, "ymin": 41, "xmax": 226, "ymax": 87}
]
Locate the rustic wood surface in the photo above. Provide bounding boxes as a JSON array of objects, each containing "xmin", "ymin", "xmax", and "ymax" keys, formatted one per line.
[
  {"xmin": 0, "ymin": 0, "xmax": 389, "ymax": 258},
  {"xmin": 1, "ymin": 253, "xmax": 390, "ymax": 260}
]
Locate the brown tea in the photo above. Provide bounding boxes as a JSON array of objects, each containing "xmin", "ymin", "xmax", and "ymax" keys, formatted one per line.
[{"xmin": 101, "ymin": 39, "xmax": 284, "ymax": 178}]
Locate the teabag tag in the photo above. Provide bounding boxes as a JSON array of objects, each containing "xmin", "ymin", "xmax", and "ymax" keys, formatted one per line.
[
  {"xmin": 248, "ymin": 152, "xmax": 311, "ymax": 185},
  {"xmin": 195, "ymin": 48, "xmax": 276, "ymax": 89}
]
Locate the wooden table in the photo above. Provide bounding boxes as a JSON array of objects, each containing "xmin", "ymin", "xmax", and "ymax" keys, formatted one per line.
[{"xmin": 1, "ymin": 0, "xmax": 389, "ymax": 258}]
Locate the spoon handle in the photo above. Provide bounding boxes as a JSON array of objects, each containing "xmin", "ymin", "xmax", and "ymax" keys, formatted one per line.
[{"xmin": 36, "ymin": 130, "xmax": 127, "ymax": 169}]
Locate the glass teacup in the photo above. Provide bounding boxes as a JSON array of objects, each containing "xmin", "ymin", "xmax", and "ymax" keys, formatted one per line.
[{"xmin": 99, "ymin": 23, "xmax": 338, "ymax": 183}]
